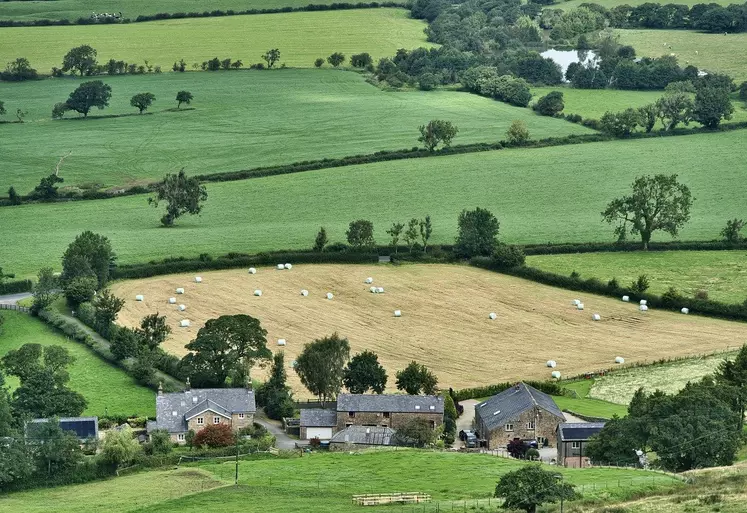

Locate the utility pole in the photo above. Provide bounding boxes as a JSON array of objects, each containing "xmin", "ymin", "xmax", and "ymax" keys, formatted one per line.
[
  {"xmin": 554, "ymin": 474, "xmax": 564, "ymax": 513},
  {"xmin": 235, "ymin": 434, "xmax": 240, "ymax": 486}
]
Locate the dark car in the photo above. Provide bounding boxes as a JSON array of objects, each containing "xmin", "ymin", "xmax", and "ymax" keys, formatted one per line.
[{"xmin": 459, "ymin": 429, "xmax": 478, "ymax": 448}]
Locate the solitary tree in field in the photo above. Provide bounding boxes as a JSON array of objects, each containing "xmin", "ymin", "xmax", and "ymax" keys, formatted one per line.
[
  {"xmin": 130, "ymin": 92, "xmax": 156, "ymax": 114},
  {"xmin": 343, "ymin": 350, "xmax": 387, "ymax": 394},
  {"xmin": 495, "ymin": 466, "xmax": 576, "ymax": 513},
  {"xmin": 692, "ymin": 86, "xmax": 734, "ymax": 128},
  {"xmin": 418, "ymin": 120, "xmax": 458, "ymax": 151},
  {"xmin": 533, "ymin": 91, "xmax": 564, "ymax": 116},
  {"xmin": 505, "ymin": 119, "xmax": 530, "ymax": 145},
  {"xmin": 313, "ymin": 227, "xmax": 328, "ymax": 252},
  {"xmin": 327, "ymin": 52, "xmax": 346, "ymax": 67},
  {"xmin": 294, "ymin": 333, "xmax": 350, "ymax": 405},
  {"xmin": 66, "ymin": 80, "xmax": 111, "ymax": 117},
  {"xmin": 262, "ymin": 49, "xmax": 281, "ymax": 68},
  {"xmin": 395, "ymin": 361, "xmax": 438, "ymax": 395},
  {"xmin": 601, "ymin": 174, "xmax": 693, "ymax": 250},
  {"xmin": 454, "ymin": 207, "xmax": 500, "ymax": 258},
  {"xmin": 346, "ymin": 219, "xmax": 375, "ymax": 250},
  {"xmin": 175, "ymin": 90, "xmax": 193, "ymax": 109},
  {"xmin": 148, "ymin": 169, "xmax": 207, "ymax": 227},
  {"xmin": 62, "ymin": 45, "xmax": 98, "ymax": 77},
  {"xmin": 314, "ymin": 58, "xmax": 324, "ymax": 68},
  {"xmin": 386, "ymin": 222, "xmax": 404, "ymax": 253}
]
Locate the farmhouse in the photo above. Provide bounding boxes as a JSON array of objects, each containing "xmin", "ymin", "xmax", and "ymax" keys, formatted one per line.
[
  {"xmin": 147, "ymin": 384, "xmax": 255, "ymax": 443},
  {"xmin": 299, "ymin": 409, "xmax": 338, "ymax": 440},
  {"xmin": 336, "ymin": 393, "xmax": 444, "ymax": 431},
  {"xmin": 26, "ymin": 417, "xmax": 99, "ymax": 442},
  {"xmin": 474, "ymin": 383, "xmax": 566, "ymax": 449},
  {"xmin": 329, "ymin": 425, "xmax": 396, "ymax": 451},
  {"xmin": 557, "ymin": 422, "xmax": 606, "ymax": 468}
]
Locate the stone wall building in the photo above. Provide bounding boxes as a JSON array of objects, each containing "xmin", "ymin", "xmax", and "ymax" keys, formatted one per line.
[
  {"xmin": 335, "ymin": 393, "xmax": 444, "ymax": 432},
  {"xmin": 329, "ymin": 426, "xmax": 396, "ymax": 451}
]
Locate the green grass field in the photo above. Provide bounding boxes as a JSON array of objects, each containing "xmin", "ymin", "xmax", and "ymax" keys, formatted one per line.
[
  {"xmin": 616, "ymin": 29, "xmax": 747, "ymax": 83},
  {"xmin": 0, "ymin": 311, "xmax": 154, "ymax": 417},
  {"xmin": 589, "ymin": 351, "xmax": 735, "ymax": 405},
  {"xmin": 553, "ymin": 392, "xmax": 628, "ymax": 419},
  {"xmin": 0, "ymin": 0, "xmax": 369, "ymax": 22},
  {"xmin": 527, "ymin": 251, "xmax": 747, "ymax": 304},
  {"xmin": 0, "ymin": 70, "xmax": 591, "ymax": 192},
  {"xmin": 0, "ymin": 9, "xmax": 430, "ymax": 73},
  {"xmin": 1, "ymin": 130, "xmax": 744, "ymax": 279}
]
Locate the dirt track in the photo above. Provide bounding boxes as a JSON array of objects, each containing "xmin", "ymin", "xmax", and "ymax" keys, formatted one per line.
[{"xmin": 112, "ymin": 264, "xmax": 747, "ymax": 396}]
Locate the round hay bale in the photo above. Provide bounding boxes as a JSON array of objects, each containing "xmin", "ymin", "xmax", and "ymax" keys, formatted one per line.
[
  {"xmin": 365, "ymin": 277, "xmax": 373, "ymax": 284},
  {"xmin": 284, "ymin": 263, "xmax": 292, "ymax": 270},
  {"xmin": 277, "ymin": 264, "xmax": 285, "ymax": 270},
  {"xmin": 394, "ymin": 310, "xmax": 401, "ymax": 317},
  {"xmin": 551, "ymin": 371, "xmax": 561, "ymax": 379},
  {"xmin": 572, "ymin": 299, "xmax": 581, "ymax": 306},
  {"xmin": 376, "ymin": 287, "xmax": 384, "ymax": 294},
  {"xmin": 178, "ymin": 304, "xmax": 186, "ymax": 311},
  {"xmin": 179, "ymin": 320, "xmax": 190, "ymax": 328},
  {"xmin": 277, "ymin": 339, "xmax": 286, "ymax": 346},
  {"xmin": 592, "ymin": 313, "xmax": 601, "ymax": 321},
  {"xmin": 326, "ymin": 292, "xmax": 334, "ymax": 300},
  {"xmin": 640, "ymin": 299, "xmax": 647, "ymax": 306},
  {"xmin": 615, "ymin": 356, "xmax": 625, "ymax": 364},
  {"xmin": 195, "ymin": 276, "xmax": 202, "ymax": 283},
  {"xmin": 168, "ymin": 297, "xmax": 176, "ymax": 304},
  {"xmin": 135, "ymin": 295, "xmax": 144, "ymax": 302},
  {"xmin": 681, "ymin": 307, "xmax": 689, "ymax": 314},
  {"xmin": 370, "ymin": 286, "xmax": 377, "ymax": 293},
  {"xmin": 577, "ymin": 303, "xmax": 584, "ymax": 310},
  {"xmin": 489, "ymin": 312, "xmax": 497, "ymax": 320},
  {"xmin": 254, "ymin": 290, "xmax": 262, "ymax": 297},
  {"xmin": 248, "ymin": 268, "xmax": 257, "ymax": 274},
  {"xmin": 546, "ymin": 360, "xmax": 556, "ymax": 368},
  {"xmin": 301, "ymin": 289, "xmax": 309, "ymax": 297},
  {"xmin": 622, "ymin": 295, "xmax": 630, "ymax": 302},
  {"xmin": 176, "ymin": 288, "xmax": 185, "ymax": 294},
  {"xmin": 639, "ymin": 305, "xmax": 648, "ymax": 312}
]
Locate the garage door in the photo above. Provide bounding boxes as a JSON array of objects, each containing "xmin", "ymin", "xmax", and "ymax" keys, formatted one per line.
[{"xmin": 306, "ymin": 427, "xmax": 333, "ymax": 440}]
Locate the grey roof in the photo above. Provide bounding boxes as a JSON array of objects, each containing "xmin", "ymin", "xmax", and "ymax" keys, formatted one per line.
[
  {"xmin": 475, "ymin": 383, "xmax": 565, "ymax": 432},
  {"xmin": 558, "ymin": 422, "xmax": 606, "ymax": 442},
  {"xmin": 330, "ymin": 425, "xmax": 396, "ymax": 445},
  {"xmin": 300, "ymin": 409, "xmax": 337, "ymax": 427},
  {"xmin": 337, "ymin": 393, "xmax": 444, "ymax": 414},
  {"xmin": 28, "ymin": 417, "xmax": 99, "ymax": 440},
  {"xmin": 151, "ymin": 388, "xmax": 255, "ymax": 433}
]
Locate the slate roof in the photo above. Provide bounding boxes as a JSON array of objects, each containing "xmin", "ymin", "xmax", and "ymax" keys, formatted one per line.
[
  {"xmin": 474, "ymin": 383, "xmax": 565, "ymax": 432},
  {"xmin": 330, "ymin": 425, "xmax": 396, "ymax": 446},
  {"xmin": 558, "ymin": 422, "xmax": 606, "ymax": 442},
  {"xmin": 300, "ymin": 409, "xmax": 337, "ymax": 427},
  {"xmin": 151, "ymin": 388, "xmax": 255, "ymax": 433},
  {"xmin": 336, "ymin": 393, "xmax": 444, "ymax": 414}
]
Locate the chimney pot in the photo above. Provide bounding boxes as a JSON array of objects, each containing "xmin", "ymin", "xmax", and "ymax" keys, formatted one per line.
[{"xmin": 158, "ymin": 382, "xmax": 163, "ymax": 396}]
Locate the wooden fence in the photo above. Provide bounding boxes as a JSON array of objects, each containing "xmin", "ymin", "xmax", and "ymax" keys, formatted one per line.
[
  {"xmin": 0, "ymin": 303, "xmax": 29, "ymax": 313},
  {"xmin": 353, "ymin": 493, "xmax": 431, "ymax": 506}
]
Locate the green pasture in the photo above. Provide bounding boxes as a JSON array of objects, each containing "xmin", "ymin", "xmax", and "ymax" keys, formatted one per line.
[
  {"xmin": 0, "ymin": 0, "xmax": 369, "ymax": 22},
  {"xmin": 588, "ymin": 351, "xmax": 736, "ymax": 405},
  {"xmin": 0, "ymin": 310, "xmax": 155, "ymax": 417},
  {"xmin": 616, "ymin": 29, "xmax": 747, "ymax": 83},
  {"xmin": 553, "ymin": 382, "xmax": 628, "ymax": 418},
  {"xmin": 0, "ymin": 70, "xmax": 591, "ymax": 193},
  {"xmin": 527, "ymin": 251, "xmax": 747, "ymax": 304},
  {"xmin": 0, "ymin": 8, "xmax": 429, "ymax": 74},
  {"xmin": 1, "ymin": 130, "xmax": 745, "ymax": 278}
]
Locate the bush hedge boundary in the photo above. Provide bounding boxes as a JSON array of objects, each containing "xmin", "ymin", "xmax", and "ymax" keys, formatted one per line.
[
  {"xmin": 451, "ymin": 380, "xmax": 563, "ymax": 402},
  {"xmin": 0, "ymin": 279, "xmax": 33, "ymax": 294}
]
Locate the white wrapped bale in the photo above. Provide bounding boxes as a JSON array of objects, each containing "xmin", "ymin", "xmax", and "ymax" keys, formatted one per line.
[
  {"xmin": 365, "ymin": 277, "xmax": 373, "ymax": 284},
  {"xmin": 577, "ymin": 303, "xmax": 584, "ymax": 310},
  {"xmin": 376, "ymin": 287, "xmax": 384, "ymax": 294},
  {"xmin": 135, "ymin": 295, "xmax": 144, "ymax": 301},
  {"xmin": 592, "ymin": 313, "xmax": 601, "ymax": 321},
  {"xmin": 370, "ymin": 286, "xmax": 377, "ymax": 293},
  {"xmin": 572, "ymin": 299, "xmax": 581, "ymax": 306},
  {"xmin": 179, "ymin": 320, "xmax": 190, "ymax": 327},
  {"xmin": 176, "ymin": 288, "xmax": 185, "ymax": 294},
  {"xmin": 168, "ymin": 297, "xmax": 176, "ymax": 304},
  {"xmin": 301, "ymin": 289, "xmax": 309, "ymax": 297},
  {"xmin": 640, "ymin": 305, "xmax": 648, "ymax": 312},
  {"xmin": 178, "ymin": 304, "xmax": 186, "ymax": 311},
  {"xmin": 640, "ymin": 299, "xmax": 647, "ymax": 306},
  {"xmin": 248, "ymin": 268, "xmax": 257, "ymax": 274},
  {"xmin": 546, "ymin": 360, "xmax": 556, "ymax": 368},
  {"xmin": 615, "ymin": 356, "xmax": 625, "ymax": 364},
  {"xmin": 195, "ymin": 276, "xmax": 202, "ymax": 283},
  {"xmin": 326, "ymin": 292, "xmax": 334, "ymax": 300},
  {"xmin": 277, "ymin": 264, "xmax": 285, "ymax": 270},
  {"xmin": 277, "ymin": 339, "xmax": 286, "ymax": 346},
  {"xmin": 284, "ymin": 263, "xmax": 292, "ymax": 270},
  {"xmin": 551, "ymin": 371, "xmax": 561, "ymax": 379},
  {"xmin": 681, "ymin": 307, "xmax": 689, "ymax": 314},
  {"xmin": 394, "ymin": 310, "xmax": 402, "ymax": 317},
  {"xmin": 489, "ymin": 312, "xmax": 497, "ymax": 320},
  {"xmin": 254, "ymin": 290, "xmax": 262, "ymax": 297},
  {"xmin": 622, "ymin": 295, "xmax": 630, "ymax": 302}
]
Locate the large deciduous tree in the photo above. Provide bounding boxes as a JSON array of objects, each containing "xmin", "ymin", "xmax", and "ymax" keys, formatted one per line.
[
  {"xmin": 148, "ymin": 169, "xmax": 208, "ymax": 227},
  {"xmin": 61, "ymin": 230, "xmax": 115, "ymax": 289},
  {"xmin": 418, "ymin": 119, "xmax": 458, "ymax": 151},
  {"xmin": 130, "ymin": 92, "xmax": 156, "ymax": 114},
  {"xmin": 601, "ymin": 174, "xmax": 693, "ymax": 250},
  {"xmin": 692, "ymin": 86, "xmax": 734, "ymax": 129},
  {"xmin": 294, "ymin": 333, "xmax": 350, "ymax": 405},
  {"xmin": 454, "ymin": 207, "xmax": 500, "ymax": 258},
  {"xmin": 179, "ymin": 314, "xmax": 271, "ymax": 388},
  {"xmin": 533, "ymin": 91, "xmax": 564, "ymax": 116},
  {"xmin": 343, "ymin": 350, "xmax": 387, "ymax": 394},
  {"xmin": 62, "ymin": 45, "xmax": 98, "ymax": 77},
  {"xmin": 495, "ymin": 466, "xmax": 577, "ymax": 513},
  {"xmin": 31, "ymin": 267, "xmax": 58, "ymax": 313},
  {"xmin": 346, "ymin": 219, "xmax": 375, "ymax": 250},
  {"xmin": 175, "ymin": 90, "xmax": 193, "ymax": 109},
  {"xmin": 327, "ymin": 52, "xmax": 345, "ymax": 67},
  {"xmin": 395, "ymin": 361, "xmax": 438, "ymax": 395},
  {"xmin": 93, "ymin": 288, "xmax": 125, "ymax": 335},
  {"xmin": 261, "ymin": 352, "xmax": 294, "ymax": 420},
  {"xmin": 655, "ymin": 92, "xmax": 693, "ymax": 131},
  {"xmin": 394, "ymin": 418, "xmax": 437, "ymax": 447},
  {"xmin": 66, "ymin": 80, "xmax": 111, "ymax": 117},
  {"xmin": 262, "ymin": 49, "xmax": 281, "ymax": 68},
  {"xmin": 137, "ymin": 312, "xmax": 171, "ymax": 351}
]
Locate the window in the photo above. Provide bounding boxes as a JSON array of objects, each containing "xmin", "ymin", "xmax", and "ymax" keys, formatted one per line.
[
  {"xmin": 348, "ymin": 411, "xmax": 355, "ymax": 418},
  {"xmin": 197, "ymin": 417, "xmax": 204, "ymax": 425},
  {"xmin": 213, "ymin": 416, "xmax": 220, "ymax": 424},
  {"xmin": 505, "ymin": 424, "xmax": 514, "ymax": 432},
  {"xmin": 431, "ymin": 421, "xmax": 436, "ymax": 429},
  {"xmin": 571, "ymin": 442, "xmax": 581, "ymax": 449},
  {"xmin": 177, "ymin": 433, "xmax": 185, "ymax": 441},
  {"xmin": 238, "ymin": 413, "xmax": 245, "ymax": 419},
  {"xmin": 526, "ymin": 421, "xmax": 535, "ymax": 430},
  {"xmin": 383, "ymin": 412, "xmax": 390, "ymax": 419}
]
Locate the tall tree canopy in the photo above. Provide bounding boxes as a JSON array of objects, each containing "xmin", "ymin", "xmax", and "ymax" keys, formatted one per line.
[
  {"xmin": 66, "ymin": 80, "xmax": 111, "ymax": 117},
  {"xmin": 395, "ymin": 361, "xmax": 438, "ymax": 395},
  {"xmin": 495, "ymin": 465, "xmax": 577, "ymax": 513},
  {"xmin": 61, "ymin": 230, "xmax": 115, "ymax": 288},
  {"xmin": 62, "ymin": 45, "xmax": 97, "ymax": 76},
  {"xmin": 148, "ymin": 169, "xmax": 208, "ymax": 227},
  {"xmin": 343, "ymin": 350, "xmax": 388, "ymax": 394},
  {"xmin": 294, "ymin": 333, "xmax": 350, "ymax": 405},
  {"xmin": 454, "ymin": 207, "xmax": 500, "ymax": 258}
]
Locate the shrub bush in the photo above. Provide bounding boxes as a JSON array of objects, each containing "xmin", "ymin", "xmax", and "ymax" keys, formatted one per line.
[
  {"xmin": 490, "ymin": 244, "xmax": 526, "ymax": 269},
  {"xmin": 0, "ymin": 279, "xmax": 32, "ymax": 294},
  {"xmin": 193, "ymin": 423, "xmax": 235, "ymax": 448}
]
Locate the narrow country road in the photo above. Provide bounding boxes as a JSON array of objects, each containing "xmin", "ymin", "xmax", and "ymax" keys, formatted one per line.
[
  {"xmin": 0, "ymin": 292, "xmax": 32, "ymax": 305},
  {"xmin": 254, "ymin": 411, "xmax": 298, "ymax": 450}
]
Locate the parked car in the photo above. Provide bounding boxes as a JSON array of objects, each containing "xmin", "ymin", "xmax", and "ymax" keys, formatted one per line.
[{"xmin": 459, "ymin": 430, "xmax": 478, "ymax": 448}]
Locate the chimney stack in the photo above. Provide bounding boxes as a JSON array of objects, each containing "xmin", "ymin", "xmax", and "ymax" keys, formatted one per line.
[
  {"xmin": 185, "ymin": 377, "xmax": 191, "ymax": 391},
  {"xmin": 158, "ymin": 382, "xmax": 163, "ymax": 396}
]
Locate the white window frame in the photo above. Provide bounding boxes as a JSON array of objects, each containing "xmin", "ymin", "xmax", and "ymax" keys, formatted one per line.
[
  {"xmin": 177, "ymin": 433, "xmax": 185, "ymax": 441},
  {"xmin": 213, "ymin": 416, "xmax": 220, "ymax": 425},
  {"xmin": 526, "ymin": 421, "xmax": 535, "ymax": 430},
  {"xmin": 238, "ymin": 413, "xmax": 245, "ymax": 419},
  {"xmin": 196, "ymin": 417, "xmax": 204, "ymax": 425},
  {"xmin": 571, "ymin": 441, "xmax": 581, "ymax": 449},
  {"xmin": 505, "ymin": 424, "xmax": 514, "ymax": 432}
]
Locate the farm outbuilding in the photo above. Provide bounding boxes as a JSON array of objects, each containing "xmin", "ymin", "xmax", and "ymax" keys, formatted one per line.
[{"xmin": 299, "ymin": 409, "xmax": 337, "ymax": 440}]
